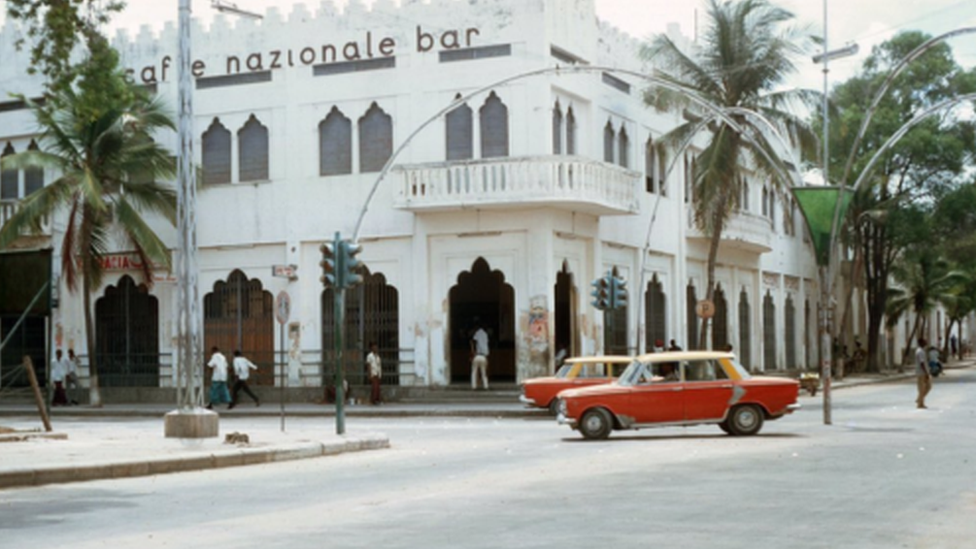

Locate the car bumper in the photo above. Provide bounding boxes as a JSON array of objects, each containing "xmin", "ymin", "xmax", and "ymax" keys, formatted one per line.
[
  {"xmin": 557, "ymin": 413, "xmax": 577, "ymax": 426},
  {"xmin": 787, "ymin": 403, "xmax": 801, "ymax": 412},
  {"xmin": 519, "ymin": 395, "xmax": 538, "ymax": 406}
]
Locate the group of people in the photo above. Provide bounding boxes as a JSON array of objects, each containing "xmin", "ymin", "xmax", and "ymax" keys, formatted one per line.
[
  {"xmin": 50, "ymin": 349, "xmax": 80, "ymax": 406},
  {"xmin": 206, "ymin": 347, "xmax": 261, "ymax": 410}
]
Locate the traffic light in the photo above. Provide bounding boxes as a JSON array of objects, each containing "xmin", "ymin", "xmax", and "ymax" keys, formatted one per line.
[
  {"xmin": 591, "ymin": 274, "xmax": 611, "ymax": 310},
  {"xmin": 611, "ymin": 274, "xmax": 628, "ymax": 310},
  {"xmin": 342, "ymin": 240, "xmax": 364, "ymax": 288},
  {"xmin": 320, "ymin": 239, "xmax": 337, "ymax": 287}
]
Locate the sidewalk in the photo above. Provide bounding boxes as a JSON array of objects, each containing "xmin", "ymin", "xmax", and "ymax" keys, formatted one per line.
[{"xmin": 2, "ymin": 362, "xmax": 969, "ymax": 490}]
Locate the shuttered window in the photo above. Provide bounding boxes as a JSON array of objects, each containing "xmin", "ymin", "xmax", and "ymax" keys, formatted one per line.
[
  {"xmin": 603, "ymin": 122, "xmax": 614, "ymax": 163},
  {"xmin": 1, "ymin": 143, "xmax": 17, "ymax": 199},
  {"xmin": 552, "ymin": 102, "xmax": 562, "ymax": 154},
  {"xmin": 645, "ymin": 138, "xmax": 656, "ymax": 193},
  {"xmin": 24, "ymin": 140, "xmax": 43, "ymax": 195},
  {"xmin": 238, "ymin": 115, "xmax": 269, "ymax": 182},
  {"xmin": 712, "ymin": 286, "xmax": 729, "ymax": 350},
  {"xmin": 739, "ymin": 289, "xmax": 751, "ymax": 369},
  {"xmin": 686, "ymin": 283, "xmax": 698, "ymax": 350},
  {"xmin": 617, "ymin": 127, "xmax": 629, "ymax": 168},
  {"xmin": 479, "ymin": 92, "xmax": 508, "ymax": 158},
  {"xmin": 445, "ymin": 102, "xmax": 473, "ymax": 161},
  {"xmin": 359, "ymin": 103, "xmax": 393, "ymax": 173},
  {"xmin": 645, "ymin": 275, "xmax": 666, "ymax": 352},
  {"xmin": 763, "ymin": 291, "xmax": 776, "ymax": 370},
  {"xmin": 202, "ymin": 119, "xmax": 231, "ymax": 185},
  {"xmin": 319, "ymin": 107, "xmax": 352, "ymax": 176},
  {"xmin": 566, "ymin": 107, "xmax": 577, "ymax": 155},
  {"xmin": 785, "ymin": 295, "xmax": 796, "ymax": 369}
]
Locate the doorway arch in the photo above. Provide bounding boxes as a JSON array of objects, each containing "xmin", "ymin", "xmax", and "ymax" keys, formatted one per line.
[
  {"xmin": 449, "ymin": 257, "xmax": 515, "ymax": 383},
  {"xmin": 553, "ymin": 261, "xmax": 578, "ymax": 362},
  {"xmin": 95, "ymin": 275, "xmax": 159, "ymax": 387},
  {"xmin": 204, "ymin": 270, "xmax": 274, "ymax": 385}
]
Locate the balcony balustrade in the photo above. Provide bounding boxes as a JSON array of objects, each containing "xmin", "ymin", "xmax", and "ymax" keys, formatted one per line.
[
  {"xmin": 686, "ymin": 208, "xmax": 773, "ymax": 253},
  {"xmin": 0, "ymin": 199, "xmax": 52, "ymax": 240},
  {"xmin": 394, "ymin": 156, "xmax": 641, "ymax": 216}
]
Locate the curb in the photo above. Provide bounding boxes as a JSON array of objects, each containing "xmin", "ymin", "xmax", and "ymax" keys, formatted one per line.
[{"xmin": 0, "ymin": 434, "xmax": 390, "ymax": 490}]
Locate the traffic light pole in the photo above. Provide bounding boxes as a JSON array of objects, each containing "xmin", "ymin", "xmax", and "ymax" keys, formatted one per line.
[{"xmin": 333, "ymin": 280, "xmax": 346, "ymax": 435}]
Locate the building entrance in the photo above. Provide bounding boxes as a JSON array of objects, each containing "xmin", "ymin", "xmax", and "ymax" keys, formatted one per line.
[
  {"xmin": 449, "ymin": 258, "xmax": 515, "ymax": 384},
  {"xmin": 554, "ymin": 262, "xmax": 578, "ymax": 362},
  {"xmin": 204, "ymin": 270, "xmax": 274, "ymax": 385},
  {"xmin": 95, "ymin": 275, "xmax": 159, "ymax": 387}
]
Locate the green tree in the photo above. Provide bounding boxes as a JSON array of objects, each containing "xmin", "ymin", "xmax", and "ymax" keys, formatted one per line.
[
  {"xmin": 0, "ymin": 85, "xmax": 177, "ymax": 406},
  {"xmin": 643, "ymin": 0, "xmax": 818, "ymax": 350},
  {"xmin": 825, "ymin": 31, "xmax": 976, "ymax": 371}
]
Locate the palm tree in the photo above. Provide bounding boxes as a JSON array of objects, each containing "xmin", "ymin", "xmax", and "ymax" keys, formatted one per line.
[
  {"xmin": 642, "ymin": 0, "xmax": 818, "ymax": 349},
  {"xmin": 0, "ymin": 86, "xmax": 177, "ymax": 406}
]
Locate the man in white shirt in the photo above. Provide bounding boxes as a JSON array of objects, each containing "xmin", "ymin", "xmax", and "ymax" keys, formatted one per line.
[
  {"xmin": 229, "ymin": 350, "xmax": 260, "ymax": 409},
  {"xmin": 206, "ymin": 346, "xmax": 231, "ymax": 410},
  {"xmin": 65, "ymin": 349, "xmax": 80, "ymax": 405},
  {"xmin": 50, "ymin": 349, "xmax": 68, "ymax": 406},
  {"xmin": 366, "ymin": 342, "xmax": 383, "ymax": 405},
  {"xmin": 470, "ymin": 325, "xmax": 490, "ymax": 390},
  {"xmin": 915, "ymin": 338, "xmax": 932, "ymax": 409}
]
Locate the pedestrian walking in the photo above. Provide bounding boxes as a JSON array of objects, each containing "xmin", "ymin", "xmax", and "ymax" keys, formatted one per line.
[
  {"xmin": 65, "ymin": 349, "xmax": 80, "ymax": 405},
  {"xmin": 366, "ymin": 342, "xmax": 383, "ymax": 405},
  {"xmin": 50, "ymin": 349, "xmax": 69, "ymax": 406},
  {"xmin": 206, "ymin": 346, "xmax": 232, "ymax": 410},
  {"xmin": 228, "ymin": 350, "xmax": 260, "ymax": 409},
  {"xmin": 470, "ymin": 323, "xmax": 490, "ymax": 390},
  {"xmin": 915, "ymin": 338, "xmax": 932, "ymax": 409}
]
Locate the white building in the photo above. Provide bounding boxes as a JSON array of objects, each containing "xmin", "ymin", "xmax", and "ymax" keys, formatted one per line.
[{"xmin": 2, "ymin": 0, "xmax": 912, "ymax": 398}]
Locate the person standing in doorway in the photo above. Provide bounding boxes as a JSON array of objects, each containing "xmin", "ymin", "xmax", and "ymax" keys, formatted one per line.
[
  {"xmin": 206, "ymin": 346, "xmax": 231, "ymax": 410},
  {"xmin": 65, "ymin": 349, "xmax": 80, "ymax": 405},
  {"xmin": 471, "ymin": 324, "xmax": 490, "ymax": 390},
  {"xmin": 50, "ymin": 349, "xmax": 68, "ymax": 406},
  {"xmin": 366, "ymin": 342, "xmax": 383, "ymax": 405},
  {"xmin": 668, "ymin": 339, "xmax": 683, "ymax": 352},
  {"xmin": 229, "ymin": 350, "xmax": 260, "ymax": 409},
  {"xmin": 915, "ymin": 338, "xmax": 932, "ymax": 409}
]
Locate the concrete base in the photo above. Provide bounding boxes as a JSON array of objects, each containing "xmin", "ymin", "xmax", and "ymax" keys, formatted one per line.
[{"xmin": 164, "ymin": 409, "xmax": 219, "ymax": 439}]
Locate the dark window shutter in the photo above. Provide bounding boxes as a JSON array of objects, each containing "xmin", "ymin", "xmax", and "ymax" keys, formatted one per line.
[
  {"xmin": 712, "ymin": 286, "xmax": 728, "ymax": 350},
  {"xmin": 238, "ymin": 115, "xmax": 269, "ymax": 182},
  {"xmin": 566, "ymin": 108, "xmax": 577, "ymax": 155},
  {"xmin": 645, "ymin": 138, "xmax": 655, "ymax": 193},
  {"xmin": 644, "ymin": 275, "xmax": 667, "ymax": 352},
  {"xmin": 763, "ymin": 291, "xmax": 777, "ymax": 369},
  {"xmin": 552, "ymin": 103, "xmax": 562, "ymax": 154},
  {"xmin": 24, "ymin": 140, "xmax": 43, "ymax": 196},
  {"xmin": 359, "ymin": 103, "xmax": 393, "ymax": 173},
  {"xmin": 785, "ymin": 296, "xmax": 796, "ymax": 369},
  {"xmin": 617, "ymin": 127, "xmax": 629, "ymax": 168},
  {"xmin": 446, "ymin": 103, "xmax": 473, "ymax": 161},
  {"xmin": 739, "ymin": 289, "xmax": 751, "ymax": 369},
  {"xmin": 603, "ymin": 122, "xmax": 614, "ymax": 163},
  {"xmin": 202, "ymin": 119, "xmax": 232, "ymax": 184},
  {"xmin": 480, "ymin": 92, "xmax": 509, "ymax": 158},
  {"xmin": 319, "ymin": 107, "xmax": 352, "ymax": 176},
  {"xmin": 1, "ymin": 142, "xmax": 18, "ymax": 199},
  {"xmin": 687, "ymin": 283, "xmax": 698, "ymax": 350}
]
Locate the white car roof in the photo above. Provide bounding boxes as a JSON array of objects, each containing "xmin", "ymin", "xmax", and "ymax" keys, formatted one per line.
[
  {"xmin": 633, "ymin": 351, "xmax": 734, "ymax": 362},
  {"xmin": 563, "ymin": 355, "xmax": 633, "ymax": 364}
]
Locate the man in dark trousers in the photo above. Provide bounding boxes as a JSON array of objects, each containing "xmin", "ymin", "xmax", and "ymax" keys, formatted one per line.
[{"xmin": 229, "ymin": 350, "xmax": 260, "ymax": 409}]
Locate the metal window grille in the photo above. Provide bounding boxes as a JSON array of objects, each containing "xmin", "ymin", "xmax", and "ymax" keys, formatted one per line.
[
  {"xmin": 202, "ymin": 119, "xmax": 232, "ymax": 184},
  {"xmin": 238, "ymin": 115, "xmax": 269, "ymax": 182},
  {"xmin": 359, "ymin": 103, "xmax": 393, "ymax": 173},
  {"xmin": 95, "ymin": 276, "xmax": 160, "ymax": 387},
  {"xmin": 319, "ymin": 107, "xmax": 352, "ymax": 176}
]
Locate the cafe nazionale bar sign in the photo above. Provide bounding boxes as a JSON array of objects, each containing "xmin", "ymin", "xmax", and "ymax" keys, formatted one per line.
[{"xmin": 127, "ymin": 25, "xmax": 483, "ymax": 84}]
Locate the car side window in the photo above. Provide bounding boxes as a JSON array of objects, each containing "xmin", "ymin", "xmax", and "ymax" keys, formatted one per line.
[
  {"xmin": 685, "ymin": 360, "xmax": 729, "ymax": 382},
  {"xmin": 610, "ymin": 363, "xmax": 629, "ymax": 377},
  {"xmin": 650, "ymin": 362, "xmax": 680, "ymax": 382},
  {"xmin": 579, "ymin": 364, "xmax": 605, "ymax": 378}
]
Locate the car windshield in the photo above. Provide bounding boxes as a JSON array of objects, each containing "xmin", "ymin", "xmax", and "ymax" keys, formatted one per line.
[
  {"xmin": 727, "ymin": 359, "xmax": 752, "ymax": 380},
  {"xmin": 615, "ymin": 360, "xmax": 649, "ymax": 387},
  {"xmin": 554, "ymin": 364, "xmax": 572, "ymax": 378}
]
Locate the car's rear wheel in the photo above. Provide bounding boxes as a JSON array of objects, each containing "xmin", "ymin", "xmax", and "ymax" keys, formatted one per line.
[
  {"xmin": 579, "ymin": 408, "xmax": 613, "ymax": 440},
  {"xmin": 728, "ymin": 404, "xmax": 764, "ymax": 436}
]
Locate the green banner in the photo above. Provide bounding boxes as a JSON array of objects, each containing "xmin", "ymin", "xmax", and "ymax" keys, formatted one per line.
[{"xmin": 793, "ymin": 187, "xmax": 853, "ymax": 267}]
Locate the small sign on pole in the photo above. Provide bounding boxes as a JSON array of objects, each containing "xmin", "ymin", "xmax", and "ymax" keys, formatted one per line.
[
  {"xmin": 275, "ymin": 291, "xmax": 291, "ymax": 325},
  {"xmin": 696, "ymin": 299, "xmax": 715, "ymax": 319},
  {"xmin": 272, "ymin": 264, "xmax": 298, "ymax": 280}
]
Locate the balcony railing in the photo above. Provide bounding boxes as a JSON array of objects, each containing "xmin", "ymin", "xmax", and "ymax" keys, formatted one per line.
[
  {"xmin": 394, "ymin": 155, "xmax": 641, "ymax": 216},
  {"xmin": 0, "ymin": 199, "xmax": 51, "ymax": 238},
  {"xmin": 687, "ymin": 208, "xmax": 773, "ymax": 253}
]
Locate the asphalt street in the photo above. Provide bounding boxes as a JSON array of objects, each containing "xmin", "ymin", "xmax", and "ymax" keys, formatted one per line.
[{"xmin": 1, "ymin": 370, "xmax": 974, "ymax": 549}]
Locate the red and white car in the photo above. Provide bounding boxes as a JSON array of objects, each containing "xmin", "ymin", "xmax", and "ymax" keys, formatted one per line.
[
  {"xmin": 519, "ymin": 356, "xmax": 632, "ymax": 414},
  {"xmin": 557, "ymin": 351, "xmax": 800, "ymax": 440}
]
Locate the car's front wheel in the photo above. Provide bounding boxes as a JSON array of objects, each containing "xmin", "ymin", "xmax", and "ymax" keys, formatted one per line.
[
  {"xmin": 727, "ymin": 404, "xmax": 764, "ymax": 436},
  {"xmin": 548, "ymin": 398, "xmax": 560, "ymax": 416},
  {"xmin": 579, "ymin": 408, "xmax": 613, "ymax": 440}
]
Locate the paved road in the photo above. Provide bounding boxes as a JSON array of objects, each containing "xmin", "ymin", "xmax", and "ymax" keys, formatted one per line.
[{"xmin": 1, "ymin": 370, "xmax": 973, "ymax": 548}]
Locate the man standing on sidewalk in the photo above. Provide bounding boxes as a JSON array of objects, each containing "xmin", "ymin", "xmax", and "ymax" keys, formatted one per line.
[
  {"xmin": 366, "ymin": 342, "xmax": 382, "ymax": 405},
  {"xmin": 915, "ymin": 338, "xmax": 932, "ymax": 409},
  {"xmin": 206, "ymin": 346, "xmax": 232, "ymax": 410},
  {"xmin": 471, "ymin": 323, "xmax": 490, "ymax": 390},
  {"xmin": 229, "ymin": 350, "xmax": 260, "ymax": 409}
]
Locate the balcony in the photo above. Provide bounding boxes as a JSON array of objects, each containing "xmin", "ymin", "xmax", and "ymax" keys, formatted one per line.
[
  {"xmin": 394, "ymin": 156, "xmax": 641, "ymax": 216},
  {"xmin": 686, "ymin": 209, "xmax": 773, "ymax": 253},
  {"xmin": 0, "ymin": 199, "xmax": 52, "ymax": 243}
]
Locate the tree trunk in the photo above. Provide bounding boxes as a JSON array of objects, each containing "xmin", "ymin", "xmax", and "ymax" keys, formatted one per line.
[
  {"xmin": 698, "ymin": 215, "xmax": 724, "ymax": 351},
  {"xmin": 943, "ymin": 319, "xmax": 956, "ymax": 360},
  {"xmin": 866, "ymin": 302, "xmax": 885, "ymax": 372},
  {"xmin": 83, "ymin": 283, "xmax": 102, "ymax": 407},
  {"xmin": 900, "ymin": 313, "xmax": 922, "ymax": 372}
]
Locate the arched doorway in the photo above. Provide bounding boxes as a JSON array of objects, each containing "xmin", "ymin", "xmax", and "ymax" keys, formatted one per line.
[
  {"xmin": 322, "ymin": 268, "xmax": 399, "ymax": 386},
  {"xmin": 644, "ymin": 274, "xmax": 666, "ymax": 353},
  {"xmin": 605, "ymin": 266, "xmax": 628, "ymax": 355},
  {"xmin": 712, "ymin": 284, "xmax": 729, "ymax": 351},
  {"xmin": 449, "ymin": 257, "xmax": 515, "ymax": 384},
  {"xmin": 96, "ymin": 276, "xmax": 159, "ymax": 387},
  {"xmin": 204, "ymin": 270, "xmax": 274, "ymax": 385},
  {"xmin": 553, "ymin": 261, "xmax": 578, "ymax": 361}
]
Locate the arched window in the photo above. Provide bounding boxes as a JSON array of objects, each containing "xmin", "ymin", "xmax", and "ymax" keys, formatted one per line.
[
  {"xmin": 739, "ymin": 289, "xmax": 751, "ymax": 369},
  {"xmin": 552, "ymin": 101, "xmax": 563, "ymax": 154},
  {"xmin": 617, "ymin": 126, "xmax": 629, "ymax": 168},
  {"xmin": 740, "ymin": 177, "xmax": 749, "ymax": 211},
  {"xmin": 479, "ymin": 92, "xmax": 509, "ymax": 158},
  {"xmin": 713, "ymin": 285, "xmax": 729, "ymax": 350},
  {"xmin": 24, "ymin": 140, "xmax": 43, "ymax": 195},
  {"xmin": 686, "ymin": 282, "xmax": 698, "ymax": 350},
  {"xmin": 762, "ymin": 187, "xmax": 769, "ymax": 216},
  {"xmin": 319, "ymin": 107, "xmax": 352, "ymax": 176},
  {"xmin": 785, "ymin": 295, "xmax": 796, "ymax": 369},
  {"xmin": 238, "ymin": 115, "xmax": 269, "ymax": 182},
  {"xmin": 1, "ymin": 142, "xmax": 17, "ymax": 199},
  {"xmin": 445, "ymin": 99, "xmax": 473, "ymax": 161},
  {"xmin": 645, "ymin": 138, "xmax": 656, "ymax": 193},
  {"xmin": 645, "ymin": 274, "xmax": 666, "ymax": 352},
  {"xmin": 359, "ymin": 102, "xmax": 393, "ymax": 173},
  {"xmin": 770, "ymin": 192, "xmax": 777, "ymax": 227},
  {"xmin": 202, "ymin": 119, "xmax": 231, "ymax": 185},
  {"xmin": 566, "ymin": 107, "xmax": 577, "ymax": 155},
  {"xmin": 603, "ymin": 121, "xmax": 615, "ymax": 163},
  {"xmin": 805, "ymin": 299, "xmax": 811, "ymax": 369},
  {"xmin": 763, "ymin": 291, "xmax": 777, "ymax": 370}
]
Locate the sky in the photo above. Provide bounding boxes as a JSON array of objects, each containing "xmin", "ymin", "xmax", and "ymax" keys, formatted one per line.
[{"xmin": 4, "ymin": 0, "xmax": 976, "ymax": 92}]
